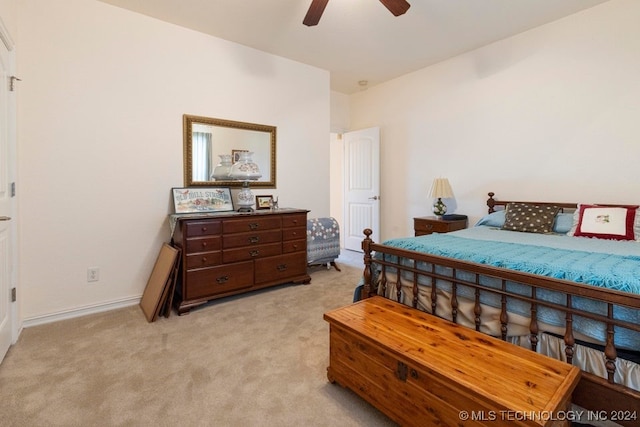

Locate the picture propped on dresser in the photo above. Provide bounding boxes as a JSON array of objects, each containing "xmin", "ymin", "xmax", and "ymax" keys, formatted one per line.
[{"xmin": 171, "ymin": 187, "xmax": 234, "ymax": 214}]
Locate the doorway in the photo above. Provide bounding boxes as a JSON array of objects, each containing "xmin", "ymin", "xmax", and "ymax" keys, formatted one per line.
[
  {"xmin": 0, "ymin": 17, "xmax": 16, "ymax": 364},
  {"xmin": 329, "ymin": 127, "xmax": 380, "ymax": 254}
]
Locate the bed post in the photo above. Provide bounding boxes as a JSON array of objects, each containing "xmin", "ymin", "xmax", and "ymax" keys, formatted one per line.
[
  {"xmin": 487, "ymin": 192, "xmax": 496, "ymax": 213},
  {"xmin": 362, "ymin": 229, "xmax": 374, "ymax": 299}
]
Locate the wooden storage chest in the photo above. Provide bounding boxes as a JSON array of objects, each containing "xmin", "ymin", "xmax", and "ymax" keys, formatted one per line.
[{"xmin": 324, "ymin": 297, "xmax": 581, "ymax": 427}]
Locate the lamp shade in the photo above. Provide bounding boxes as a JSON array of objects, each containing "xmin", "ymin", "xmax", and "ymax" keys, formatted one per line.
[
  {"xmin": 429, "ymin": 178, "xmax": 454, "ymax": 199},
  {"xmin": 229, "ymin": 151, "xmax": 262, "ymax": 181}
]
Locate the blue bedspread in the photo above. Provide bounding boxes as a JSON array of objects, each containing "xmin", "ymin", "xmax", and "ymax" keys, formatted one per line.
[
  {"xmin": 383, "ymin": 233, "xmax": 640, "ymax": 294},
  {"xmin": 374, "ymin": 228, "xmax": 640, "ymax": 349}
]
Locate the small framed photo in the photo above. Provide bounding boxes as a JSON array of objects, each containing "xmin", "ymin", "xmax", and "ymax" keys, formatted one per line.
[
  {"xmin": 255, "ymin": 195, "xmax": 273, "ymax": 210},
  {"xmin": 172, "ymin": 187, "xmax": 234, "ymax": 214},
  {"xmin": 232, "ymin": 149, "xmax": 249, "ymax": 164}
]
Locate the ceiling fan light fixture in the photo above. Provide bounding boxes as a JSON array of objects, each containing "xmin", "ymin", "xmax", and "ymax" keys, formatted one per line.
[
  {"xmin": 303, "ymin": 0, "xmax": 329, "ymax": 27},
  {"xmin": 303, "ymin": 0, "xmax": 410, "ymax": 26},
  {"xmin": 379, "ymin": 0, "xmax": 411, "ymax": 16}
]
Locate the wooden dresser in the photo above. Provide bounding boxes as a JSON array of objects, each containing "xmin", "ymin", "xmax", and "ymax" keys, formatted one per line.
[{"xmin": 171, "ymin": 208, "xmax": 311, "ymax": 314}]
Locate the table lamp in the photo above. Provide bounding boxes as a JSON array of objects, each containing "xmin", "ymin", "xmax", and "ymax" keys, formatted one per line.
[
  {"xmin": 229, "ymin": 151, "xmax": 262, "ymax": 212},
  {"xmin": 429, "ymin": 178, "xmax": 454, "ymax": 217}
]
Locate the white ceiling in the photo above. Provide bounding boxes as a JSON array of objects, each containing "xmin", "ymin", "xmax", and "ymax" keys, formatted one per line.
[{"xmin": 98, "ymin": 0, "xmax": 609, "ymax": 94}]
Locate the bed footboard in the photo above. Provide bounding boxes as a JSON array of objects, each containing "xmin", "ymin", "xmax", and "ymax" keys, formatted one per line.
[{"xmin": 361, "ymin": 228, "xmax": 640, "ymax": 425}]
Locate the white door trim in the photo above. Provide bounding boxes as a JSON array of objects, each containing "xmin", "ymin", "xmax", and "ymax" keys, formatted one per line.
[{"xmin": 0, "ymin": 13, "xmax": 18, "ymax": 365}]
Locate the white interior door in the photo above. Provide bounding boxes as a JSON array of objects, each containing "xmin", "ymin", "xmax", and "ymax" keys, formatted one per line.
[
  {"xmin": 343, "ymin": 127, "xmax": 380, "ymax": 252},
  {"xmin": 0, "ymin": 20, "xmax": 15, "ymax": 364}
]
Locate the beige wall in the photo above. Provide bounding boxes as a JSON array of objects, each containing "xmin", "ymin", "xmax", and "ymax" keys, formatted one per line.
[
  {"xmin": 16, "ymin": 0, "xmax": 330, "ymax": 321},
  {"xmin": 330, "ymin": 91, "xmax": 349, "ymax": 134},
  {"xmin": 328, "ymin": 91, "xmax": 349, "ymax": 244},
  {"xmin": 349, "ymin": 0, "xmax": 640, "ymax": 240},
  {"xmin": 10, "ymin": 0, "xmax": 640, "ymax": 323}
]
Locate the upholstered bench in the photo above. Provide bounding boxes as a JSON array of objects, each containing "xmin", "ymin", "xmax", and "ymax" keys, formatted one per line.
[{"xmin": 306, "ymin": 217, "xmax": 341, "ymax": 271}]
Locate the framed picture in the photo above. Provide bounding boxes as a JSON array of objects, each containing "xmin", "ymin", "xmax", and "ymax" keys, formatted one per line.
[
  {"xmin": 255, "ymin": 195, "xmax": 273, "ymax": 210},
  {"xmin": 172, "ymin": 187, "xmax": 234, "ymax": 214},
  {"xmin": 232, "ymin": 149, "xmax": 249, "ymax": 164}
]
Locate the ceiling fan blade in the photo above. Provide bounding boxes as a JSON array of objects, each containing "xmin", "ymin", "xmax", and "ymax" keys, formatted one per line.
[
  {"xmin": 378, "ymin": 0, "xmax": 410, "ymax": 16},
  {"xmin": 303, "ymin": 0, "xmax": 329, "ymax": 27}
]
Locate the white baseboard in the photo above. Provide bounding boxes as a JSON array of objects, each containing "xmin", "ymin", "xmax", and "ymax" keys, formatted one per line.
[{"xmin": 22, "ymin": 296, "xmax": 141, "ymax": 328}]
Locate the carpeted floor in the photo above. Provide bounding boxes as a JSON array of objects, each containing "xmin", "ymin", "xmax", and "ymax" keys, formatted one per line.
[
  {"xmin": 0, "ymin": 251, "xmax": 397, "ymax": 427},
  {"xmin": 0, "ymin": 250, "xmax": 622, "ymax": 427}
]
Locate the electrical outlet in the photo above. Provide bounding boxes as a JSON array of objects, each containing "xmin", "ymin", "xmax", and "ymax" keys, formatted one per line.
[{"xmin": 87, "ymin": 267, "xmax": 99, "ymax": 282}]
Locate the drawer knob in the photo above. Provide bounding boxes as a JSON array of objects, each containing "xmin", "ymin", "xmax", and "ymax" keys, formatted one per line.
[
  {"xmin": 201, "ymin": 226, "xmax": 208, "ymax": 232},
  {"xmin": 201, "ymin": 242, "xmax": 207, "ymax": 248},
  {"xmin": 216, "ymin": 275, "xmax": 229, "ymax": 284},
  {"xmin": 249, "ymin": 223, "xmax": 259, "ymax": 230},
  {"xmin": 250, "ymin": 250, "xmax": 260, "ymax": 257},
  {"xmin": 291, "ymin": 231, "xmax": 297, "ymax": 236},
  {"xmin": 277, "ymin": 264, "xmax": 287, "ymax": 271},
  {"xmin": 201, "ymin": 257, "xmax": 207, "ymax": 263},
  {"xmin": 249, "ymin": 236, "xmax": 260, "ymax": 244}
]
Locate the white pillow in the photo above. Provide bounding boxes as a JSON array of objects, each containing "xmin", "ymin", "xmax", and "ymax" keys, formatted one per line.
[{"xmin": 567, "ymin": 203, "xmax": 640, "ymax": 241}]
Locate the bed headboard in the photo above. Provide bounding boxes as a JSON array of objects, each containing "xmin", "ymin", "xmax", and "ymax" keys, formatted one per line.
[{"xmin": 486, "ymin": 192, "xmax": 578, "ymax": 214}]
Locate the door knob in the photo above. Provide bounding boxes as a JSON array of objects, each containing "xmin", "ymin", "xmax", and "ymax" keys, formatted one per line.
[
  {"xmin": 0, "ymin": 216, "xmax": 11, "ymax": 221},
  {"xmin": 368, "ymin": 196, "xmax": 380, "ymax": 201}
]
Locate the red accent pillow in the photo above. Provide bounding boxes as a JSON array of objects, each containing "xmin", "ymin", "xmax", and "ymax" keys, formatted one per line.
[{"xmin": 573, "ymin": 204, "xmax": 638, "ymax": 241}]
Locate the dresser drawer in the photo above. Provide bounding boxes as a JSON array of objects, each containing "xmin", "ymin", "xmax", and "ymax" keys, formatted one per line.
[
  {"xmin": 185, "ymin": 220, "xmax": 221, "ymax": 237},
  {"xmin": 282, "ymin": 213, "xmax": 306, "ymax": 229},
  {"xmin": 413, "ymin": 217, "xmax": 467, "ymax": 236},
  {"xmin": 222, "ymin": 242, "xmax": 282, "ymax": 263},
  {"xmin": 222, "ymin": 229, "xmax": 282, "ymax": 249},
  {"xmin": 223, "ymin": 216, "xmax": 281, "ymax": 233},
  {"xmin": 185, "ymin": 252, "xmax": 222, "ymax": 270},
  {"xmin": 185, "ymin": 236, "xmax": 221, "ymax": 254},
  {"xmin": 184, "ymin": 262, "xmax": 253, "ymax": 300},
  {"xmin": 283, "ymin": 239, "xmax": 306, "ymax": 254},
  {"xmin": 255, "ymin": 253, "xmax": 307, "ymax": 284},
  {"xmin": 282, "ymin": 226, "xmax": 305, "ymax": 241}
]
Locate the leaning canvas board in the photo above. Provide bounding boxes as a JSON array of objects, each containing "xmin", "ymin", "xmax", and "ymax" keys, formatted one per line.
[
  {"xmin": 160, "ymin": 255, "xmax": 180, "ymax": 318},
  {"xmin": 140, "ymin": 243, "xmax": 179, "ymax": 322}
]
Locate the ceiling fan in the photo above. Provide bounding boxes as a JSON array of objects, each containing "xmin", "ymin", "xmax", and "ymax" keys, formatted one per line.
[{"xmin": 303, "ymin": 0, "xmax": 411, "ymax": 26}]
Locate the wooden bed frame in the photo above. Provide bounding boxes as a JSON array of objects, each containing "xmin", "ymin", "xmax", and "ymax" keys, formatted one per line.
[{"xmin": 360, "ymin": 193, "xmax": 640, "ymax": 426}]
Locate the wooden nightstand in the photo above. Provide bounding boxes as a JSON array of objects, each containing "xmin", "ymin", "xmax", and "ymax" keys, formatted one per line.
[{"xmin": 413, "ymin": 216, "xmax": 467, "ymax": 236}]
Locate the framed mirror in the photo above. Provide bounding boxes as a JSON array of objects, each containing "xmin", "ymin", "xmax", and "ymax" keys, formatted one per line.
[{"xmin": 183, "ymin": 114, "xmax": 276, "ymax": 188}]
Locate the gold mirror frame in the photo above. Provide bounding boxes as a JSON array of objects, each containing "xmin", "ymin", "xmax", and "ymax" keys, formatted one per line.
[{"xmin": 183, "ymin": 114, "xmax": 276, "ymax": 188}]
